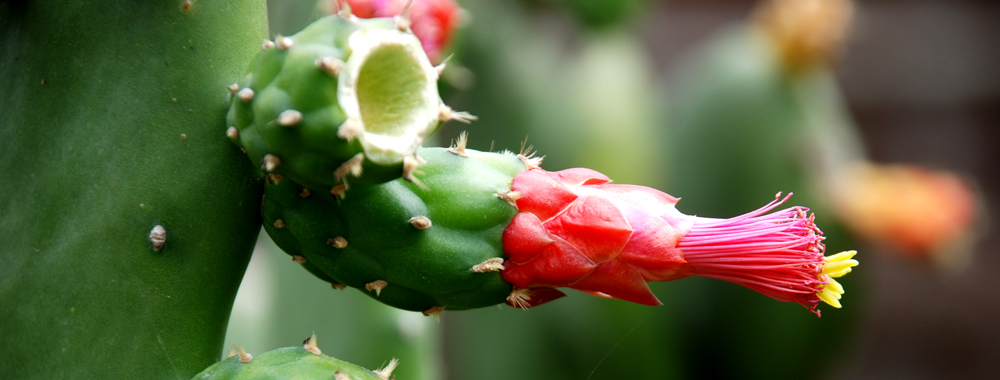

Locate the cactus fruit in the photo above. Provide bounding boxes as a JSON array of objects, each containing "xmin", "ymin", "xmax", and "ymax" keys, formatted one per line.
[
  {"xmin": 195, "ymin": 335, "xmax": 395, "ymax": 380},
  {"xmin": 262, "ymin": 146, "xmax": 526, "ymax": 313},
  {"xmin": 226, "ymin": 14, "xmax": 472, "ymax": 193},
  {"xmin": 265, "ymin": 141, "xmax": 857, "ymax": 317}
]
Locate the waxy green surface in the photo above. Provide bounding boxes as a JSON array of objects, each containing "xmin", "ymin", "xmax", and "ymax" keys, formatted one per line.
[
  {"xmin": 262, "ymin": 147, "xmax": 525, "ymax": 312},
  {"xmin": 193, "ymin": 347, "xmax": 384, "ymax": 380},
  {"xmin": 1, "ymin": 1, "xmax": 267, "ymax": 378}
]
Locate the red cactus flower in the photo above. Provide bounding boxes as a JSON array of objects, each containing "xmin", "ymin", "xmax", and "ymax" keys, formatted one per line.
[
  {"xmin": 335, "ymin": 0, "xmax": 462, "ymax": 63},
  {"xmin": 501, "ymin": 167, "xmax": 858, "ymax": 316}
]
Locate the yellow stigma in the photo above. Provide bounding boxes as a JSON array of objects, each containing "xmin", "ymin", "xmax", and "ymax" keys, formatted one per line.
[{"xmin": 816, "ymin": 250, "xmax": 858, "ymax": 308}]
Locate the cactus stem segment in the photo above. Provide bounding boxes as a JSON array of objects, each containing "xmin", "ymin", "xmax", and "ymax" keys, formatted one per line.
[
  {"xmin": 470, "ymin": 258, "xmax": 505, "ymax": 273},
  {"xmin": 408, "ymin": 215, "xmax": 432, "ymax": 229},
  {"xmin": 262, "ymin": 154, "xmax": 281, "ymax": 172},
  {"xmin": 334, "ymin": 153, "xmax": 365, "ymax": 181},
  {"xmin": 273, "ymin": 219, "xmax": 286, "ymax": 229},
  {"xmin": 226, "ymin": 126, "xmax": 239, "ymax": 139},
  {"xmin": 237, "ymin": 87, "xmax": 255, "ymax": 103},
  {"xmin": 438, "ymin": 105, "xmax": 477, "ymax": 124},
  {"xmin": 292, "ymin": 255, "xmax": 306, "ymax": 264},
  {"xmin": 332, "ymin": 283, "xmax": 347, "ymax": 291},
  {"xmin": 149, "ymin": 225, "xmax": 166, "ymax": 252},
  {"xmin": 227, "ymin": 83, "xmax": 239, "ymax": 94},
  {"xmin": 266, "ymin": 173, "xmax": 283, "ymax": 185},
  {"xmin": 374, "ymin": 358, "xmax": 400, "ymax": 380},
  {"xmin": 236, "ymin": 345, "xmax": 253, "ymax": 363},
  {"xmin": 447, "ymin": 131, "xmax": 469, "ymax": 157},
  {"xmin": 278, "ymin": 110, "xmax": 303, "ymax": 127},
  {"xmin": 276, "ymin": 36, "xmax": 294, "ymax": 51},
  {"xmin": 422, "ymin": 306, "xmax": 444, "ymax": 322},
  {"xmin": 261, "ymin": 40, "xmax": 275, "ymax": 51},
  {"xmin": 327, "ymin": 236, "xmax": 348, "ymax": 249},
  {"xmin": 365, "ymin": 280, "xmax": 388, "ymax": 296},
  {"xmin": 303, "ymin": 333, "xmax": 322, "ymax": 355},
  {"xmin": 316, "ymin": 57, "xmax": 344, "ymax": 76}
]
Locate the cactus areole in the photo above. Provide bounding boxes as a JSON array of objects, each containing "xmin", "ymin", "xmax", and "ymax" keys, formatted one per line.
[
  {"xmin": 227, "ymin": 15, "xmax": 472, "ymax": 192},
  {"xmin": 265, "ymin": 145, "xmax": 858, "ymax": 317}
]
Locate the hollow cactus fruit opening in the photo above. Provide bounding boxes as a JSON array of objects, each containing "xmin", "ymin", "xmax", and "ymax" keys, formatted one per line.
[
  {"xmin": 339, "ymin": 30, "xmax": 441, "ymax": 164},
  {"xmin": 226, "ymin": 16, "xmax": 468, "ymax": 190}
]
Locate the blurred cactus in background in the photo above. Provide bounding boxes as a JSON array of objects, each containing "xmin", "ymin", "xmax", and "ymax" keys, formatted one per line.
[
  {"xmin": 663, "ymin": 0, "xmax": 864, "ymax": 378},
  {"xmin": 829, "ymin": 163, "xmax": 981, "ymax": 270}
]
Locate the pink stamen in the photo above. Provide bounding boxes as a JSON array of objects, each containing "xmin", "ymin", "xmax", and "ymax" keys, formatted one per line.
[{"xmin": 677, "ymin": 193, "xmax": 827, "ymax": 315}]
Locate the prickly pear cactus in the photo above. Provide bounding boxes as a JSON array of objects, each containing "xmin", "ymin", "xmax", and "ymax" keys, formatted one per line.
[
  {"xmin": 1, "ymin": 1, "xmax": 266, "ymax": 378},
  {"xmin": 227, "ymin": 14, "xmax": 471, "ymax": 193},
  {"xmin": 195, "ymin": 336, "xmax": 395, "ymax": 380},
  {"xmin": 262, "ymin": 145, "xmax": 523, "ymax": 313}
]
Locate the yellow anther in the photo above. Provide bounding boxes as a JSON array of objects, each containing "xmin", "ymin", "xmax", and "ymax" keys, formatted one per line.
[
  {"xmin": 825, "ymin": 277, "xmax": 844, "ymax": 295},
  {"xmin": 821, "ymin": 250, "xmax": 858, "ymax": 278},
  {"xmin": 816, "ymin": 251, "xmax": 857, "ymax": 308},
  {"xmin": 817, "ymin": 288, "xmax": 842, "ymax": 308},
  {"xmin": 826, "ymin": 250, "xmax": 857, "ymax": 262}
]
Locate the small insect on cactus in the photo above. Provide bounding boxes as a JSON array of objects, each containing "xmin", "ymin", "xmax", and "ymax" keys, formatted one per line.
[
  {"xmin": 194, "ymin": 334, "xmax": 397, "ymax": 380},
  {"xmin": 264, "ymin": 135, "xmax": 858, "ymax": 318},
  {"xmin": 226, "ymin": 13, "xmax": 474, "ymax": 195}
]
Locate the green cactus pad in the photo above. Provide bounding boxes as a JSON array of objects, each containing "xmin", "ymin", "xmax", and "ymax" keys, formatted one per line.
[
  {"xmin": 2, "ymin": 1, "xmax": 266, "ymax": 378},
  {"xmin": 262, "ymin": 147, "xmax": 526, "ymax": 312},
  {"xmin": 227, "ymin": 15, "xmax": 451, "ymax": 191},
  {"xmin": 194, "ymin": 347, "xmax": 387, "ymax": 380}
]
